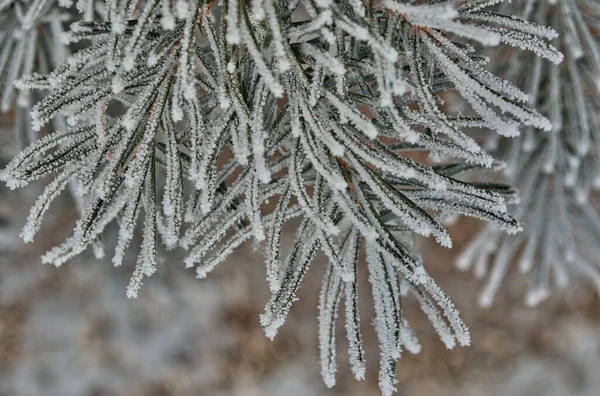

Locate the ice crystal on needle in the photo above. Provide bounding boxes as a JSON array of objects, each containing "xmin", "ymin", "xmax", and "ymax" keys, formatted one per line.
[{"xmin": 0, "ymin": 1, "xmax": 562, "ymax": 394}]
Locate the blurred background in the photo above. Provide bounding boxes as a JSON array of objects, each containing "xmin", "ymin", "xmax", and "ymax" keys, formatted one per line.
[{"xmin": 1, "ymin": 125, "xmax": 600, "ymax": 396}]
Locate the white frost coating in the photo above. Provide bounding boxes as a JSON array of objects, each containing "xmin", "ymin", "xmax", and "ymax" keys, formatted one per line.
[
  {"xmin": 318, "ymin": 263, "xmax": 341, "ymax": 388},
  {"xmin": 126, "ymin": 161, "xmax": 158, "ymax": 299},
  {"xmin": 342, "ymin": 242, "xmax": 366, "ymax": 380},
  {"xmin": 0, "ymin": 1, "xmax": 576, "ymax": 394},
  {"xmin": 21, "ymin": 165, "xmax": 79, "ymax": 243},
  {"xmin": 409, "ymin": 284, "xmax": 456, "ymax": 350},
  {"xmin": 225, "ymin": 0, "xmax": 241, "ymax": 44},
  {"xmin": 246, "ymin": 173, "xmax": 266, "ymax": 242}
]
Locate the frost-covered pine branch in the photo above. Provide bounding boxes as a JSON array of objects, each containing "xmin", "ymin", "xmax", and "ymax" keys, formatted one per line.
[
  {"xmin": 0, "ymin": 0, "xmax": 75, "ymax": 147},
  {"xmin": 0, "ymin": 1, "xmax": 562, "ymax": 394},
  {"xmin": 458, "ymin": 0, "xmax": 600, "ymax": 308}
]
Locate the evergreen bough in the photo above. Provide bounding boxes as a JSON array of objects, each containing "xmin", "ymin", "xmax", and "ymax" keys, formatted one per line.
[
  {"xmin": 458, "ymin": 0, "xmax": 600, "ymax": 308},
  {"xmin": 0, "ymin": 0, "xmax": 569, "ymax": 394}
]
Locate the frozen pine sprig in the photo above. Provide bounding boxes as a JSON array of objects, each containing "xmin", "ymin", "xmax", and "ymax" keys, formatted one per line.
[
  {"xmin": 458, "ymin": 0, "xmax": 600, "ymax": 308},
  {"xmin": 0, "ymin": 0, "xmax": 72, "ymax": 147},
  {"xmin": 1, "ymin": 1, "xmax": 562, "ymax": 394}
]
